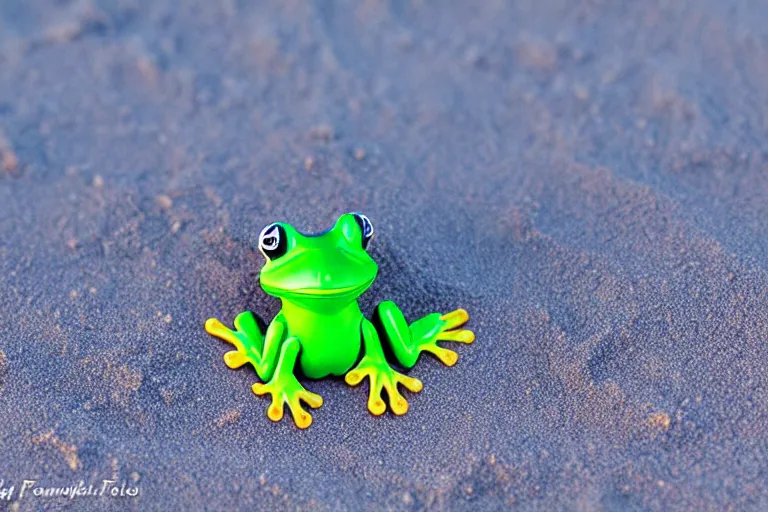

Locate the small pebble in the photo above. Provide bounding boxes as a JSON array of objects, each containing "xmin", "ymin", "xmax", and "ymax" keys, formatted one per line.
[{"xmin": 156, "ymin": 194, "xmax": 173, "ymax": 210}]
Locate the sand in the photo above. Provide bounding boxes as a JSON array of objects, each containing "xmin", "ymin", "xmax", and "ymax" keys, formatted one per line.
[{"xmin": 2, "ymin": 0, "xmax": 768, "ymax": 510}]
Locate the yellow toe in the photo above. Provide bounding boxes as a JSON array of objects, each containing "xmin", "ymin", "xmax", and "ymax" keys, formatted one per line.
[
  {"xmin": 437, "ymin": 329, "xmax": 475, "ymax": 343},
  {"xmin": 224, "ymin": 350, "xmax": 248, "ymax": 368},
  {"xmin": 440, "ymin": 309, "xmax": 470, "ymax": 329},
  {"xmin": 387, "ymin": 388, "xmax": 409, "ymax": 415},
  {"xmin": 424, "ymin": 345, "xmax": 458, "ymax": 366},
  {"xmin": 398, "ymin": 374, "xmax": 424, "ymax": 393},
  {"xmin": 251, "ymin": 382, "xmax": 268, "ymax": 395},
  {"xmin": 300, "ymin": 390, "xmax": 324, "ymax": 409},
  {"xmin": 204, "ymin": 318, "xmax": 223, "ymax": 333},
  {"xmin": 205, "ymin": 318, "xmax": 242, "ymax": 346},
  {"xmin": 345, "ymin": 370, "xmax": 365, "ymax": 386},
  {"xmin": 291, "ymin": 406, "xmax": 313, "ymax": 429},
  {"xmin": 368, "ymin": 395, "xmax": 387, "ymax": 416},
  {"xmin": 267, "ymin": 401, "xmax": 284, "ymax": 422}
]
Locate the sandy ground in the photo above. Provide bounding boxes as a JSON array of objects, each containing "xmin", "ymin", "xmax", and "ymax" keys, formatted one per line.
[{"xmin": 2, "ymin": 0, "xmax": 768, "ymax": 510}]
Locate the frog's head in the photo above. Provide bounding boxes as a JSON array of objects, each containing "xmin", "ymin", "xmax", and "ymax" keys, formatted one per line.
[{"xmin": 257, "ymin": 213, "xmax": 378, "ymax": 310}]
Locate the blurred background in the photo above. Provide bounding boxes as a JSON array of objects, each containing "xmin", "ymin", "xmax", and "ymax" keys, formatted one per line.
[{"xmin": 2, "ymin": 0, "xmax": 768, "ymax": 510}]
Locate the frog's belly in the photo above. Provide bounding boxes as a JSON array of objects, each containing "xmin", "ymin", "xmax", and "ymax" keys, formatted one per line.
[{"xmin": 296, "ymin": 328, "xmax": 361, "ymax": 379}]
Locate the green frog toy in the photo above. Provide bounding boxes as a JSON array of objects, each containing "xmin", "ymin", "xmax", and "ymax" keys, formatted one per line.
[{"xmin": 205, "ymin": 213, "xmax": 474, "ymax": 428}]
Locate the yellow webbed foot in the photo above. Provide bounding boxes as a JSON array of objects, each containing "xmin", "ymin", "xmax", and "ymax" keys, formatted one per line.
[
  {"xmin": 345, "ymin": 357, "xmax": 423, "ymax": 416},
  {"xmin": 438, "ymin": 309, "xmax": 475, "ymax": 343},
  {"xmin": 252, "ymin": 380, "xmax": 323, "ymax": 429},
  {"xmin": 407, "ymin": 308, "xmax": 475, "ymax": 367},
  {"xmin": 205, "ymin": 312, "xmax": 272, "ymax": 371},
  {"xmin": 249, "ymin": 337, "xmax": 322, "ymax": 429}
]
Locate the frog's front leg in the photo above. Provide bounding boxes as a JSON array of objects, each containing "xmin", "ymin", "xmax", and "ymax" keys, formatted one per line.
[
  {"xmin": 205, "ymin": 313, "xmax": 322, "ymax": 428},
  {"xmin": 374, "ymin": 301, "xmax": 474, "ymax": 368},
  {"xmin": 205, "ymin": 311, "xmax": 283, "ymax": 381},
  {"xmin": 251, "ymin": 337, "xmax": 323, "ymax": 429},
  {"xmin": 345, "ymin": 320, "xmax": 424, "ymax": 415}
]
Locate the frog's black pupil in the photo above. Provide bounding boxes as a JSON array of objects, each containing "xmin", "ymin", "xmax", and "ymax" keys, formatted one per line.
[
  {"xmin": 260, "ymin": 225, "xmax": 287, "ymax": 259},
  {"xmin": 353, "ymin": 214, "xmax": 373, "ymax": 249}
]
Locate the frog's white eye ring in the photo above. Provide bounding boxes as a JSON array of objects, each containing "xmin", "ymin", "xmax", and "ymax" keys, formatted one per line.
[
  {"xmin": 352, "ymin": 213, "xmax": 374, "ymax": 249},
  {"xmin": 259, "ymin": 223, "xmax": 287, "ymax": 260}
]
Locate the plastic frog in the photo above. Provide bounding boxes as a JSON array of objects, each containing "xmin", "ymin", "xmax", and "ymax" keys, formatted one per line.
[{"xmin": 205, "ymin": 213, "xmax": 474, "ymax": 428}]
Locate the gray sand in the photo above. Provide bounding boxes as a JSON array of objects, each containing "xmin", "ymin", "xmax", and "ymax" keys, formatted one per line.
[{"xmin": 2, "ymin": 0, "xmax": 768, "ymax": 510}]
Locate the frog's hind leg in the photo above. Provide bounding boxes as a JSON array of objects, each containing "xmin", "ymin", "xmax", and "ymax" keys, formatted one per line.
[
  {"xmin": 205, "ymin": 311, "xmax": 284, "ymax": 381},
  {"xmin": 252, "ymin": 337, "xmax": 323, "ymax": 429},
  {"xmin": 345, "ymin": 320, "xmax": 424, "ymax": 416},
  {"xmin": 373, "ymin": 301, "xmax": 474, "ymax": 368}
]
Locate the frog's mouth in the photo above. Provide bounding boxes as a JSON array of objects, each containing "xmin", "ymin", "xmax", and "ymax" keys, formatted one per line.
[
  {"xmin": 290, "ymin": 284, "xmax": 366, "ymax": 296},
  {"xmin": 262, "ymin": 278, "xmax": 375, "ymax": 300}
]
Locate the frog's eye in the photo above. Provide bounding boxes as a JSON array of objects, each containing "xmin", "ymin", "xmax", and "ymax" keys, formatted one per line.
[
  {"xmin": 258, "ymin": 223, "xmax": 287, "ymax": 260},
  {"xmin": 352, "ymin": 213, "xmax": 374, "ymax": 250}
]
